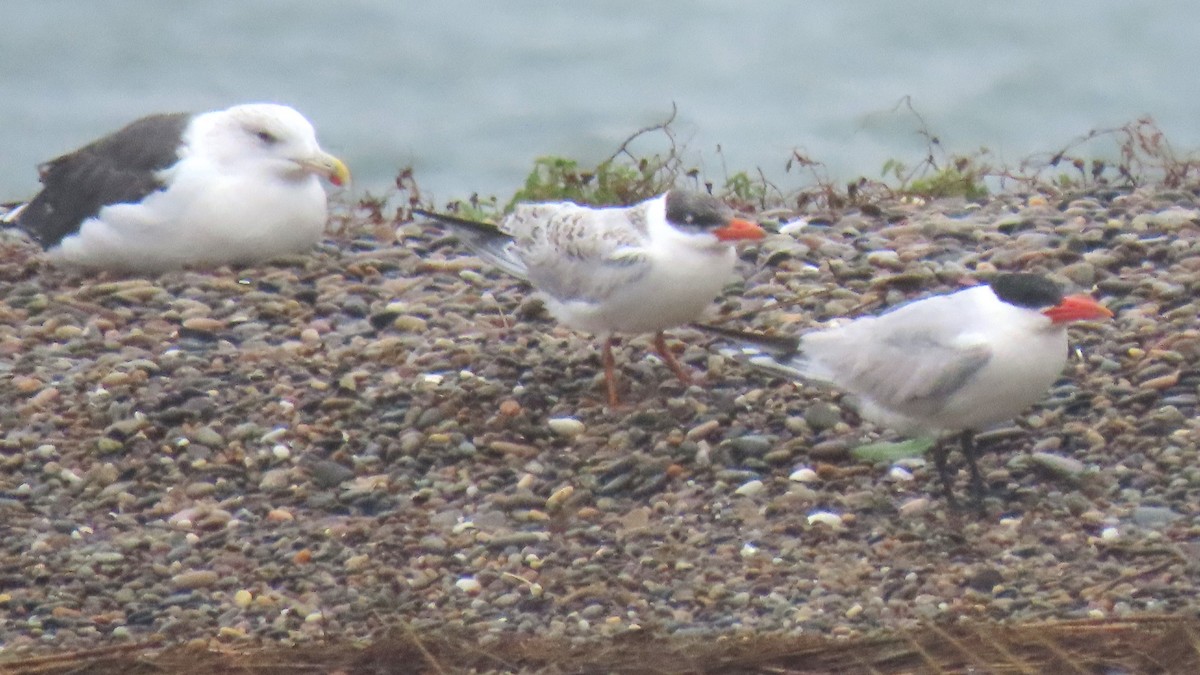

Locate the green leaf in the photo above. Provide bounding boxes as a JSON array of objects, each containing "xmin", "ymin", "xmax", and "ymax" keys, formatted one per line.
[{"xmin": 850, "ymin": 437, "xmax": 936, "ymax": 462}]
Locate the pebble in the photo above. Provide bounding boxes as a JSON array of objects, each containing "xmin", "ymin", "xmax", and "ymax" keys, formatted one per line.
[
  {"xmin": 259, "ymin": 469, "xmax": 293, "ymax": 490},
  {"xmin": 266, "ymin": 508, "xmax": 294, "ymax": 522},
  {"xmin": 546, "ymin": 417, "xmax": 586, "ymax": 438},
  {"xmin": 803, "ymin": 402, "xmax": 842, "ymax": 431},
  {"xmin": 729, "ymin": 434, "xmax": 774, "ymax": 457},
  {"xmin": 545, "ymin": 485, "xmax": 574, "ymax": 510},
  {"xmin": 788, "ymin": 467, "xmax": 819, "ymax": 483},
  {"xmin": 172, "ymin": 570, "xmax": 220, "ymax": 590},
  {"xmin": 1130, "ymin": 506, "xmax": 1184, "ymax": 528},
  {"xmin": 307, "ymin": 460, "xmax": 355, "ymax": 488},
  {"xmin": 898, "ymin": 497, "xmax": 931, "ymax": 517},
  {"xmin": 0, "ymin": 186, "xmax": 1196, "ymax": 653},
  {"xmin": 1028, "ymin": 452, "xmax": 1085, "ymax": 478},
  {"xmin": 686, "ymin": 419, "xmax": 721, "ymax": 441},
  {"xmin": 807, "ymin": 511, "xmax": 845, "ymax": 529},
  {"xmin": 734, "ymin": 479, "xmax": 765, "ymax": 496},
  {"xmin": 456, "ymin": 577, "xmax": 482, "ymax": 594}
]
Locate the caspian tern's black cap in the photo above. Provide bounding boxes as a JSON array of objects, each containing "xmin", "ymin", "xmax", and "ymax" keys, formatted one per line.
[{"xmin": 989, "ymin": 273, "xmax": 1065, "ymax": 309}]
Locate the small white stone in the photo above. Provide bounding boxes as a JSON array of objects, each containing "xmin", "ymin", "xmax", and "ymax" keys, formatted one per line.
[
  {"xmin": 304, "ymin": 611, "xmax": 324, "ymax": 624},
  {"xmin": 546, "ymin": 417, "xmax": 586, "ymax": 438},
  {"xmin": 740, "ymin": 542, "xmax": 759, "ymax": 558},
  {"xmin": 271, "ymin": 444, "xmax": 291, "ymax": 460},
  {"xmin": 779, "ymin": 218, "xmax": 809, "ymax": 235},
  {"xmin": 456, "ymin": 576, "xmax": 482, "ymax": 594},
  {"xmin": 898, "ymin": 497, "xmax": 931, "ymax": 517},
  {"xmin": 260, "ymin": 427, "xmax": 288, "ymax": 444},
  {"xmin": 887, "ymin": 466, "xmax": 914, "ymax": 482},
  {"xmin": 1100, "ymin": 527, "xmax": 1120, "ymax": 541},
  {"xmin": 788, "ymin": 467, "xmax": 819, "ymax": 483},
  {"xmin": 807, "ymin": 511, "xmax": 845, "ymax": 529},
  {"xmin": 734, "ymin": 479, "xmax": 765, "ymax": 496}
]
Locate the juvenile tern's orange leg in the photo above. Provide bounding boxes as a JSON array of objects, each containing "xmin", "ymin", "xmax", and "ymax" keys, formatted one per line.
[
  {"xmin": 602, "ymin": 336, "xmax": 621, "ymax": 407},
  {"xmin": 653, "ymin": 332, "xmax": 694, "ymax": 385}
]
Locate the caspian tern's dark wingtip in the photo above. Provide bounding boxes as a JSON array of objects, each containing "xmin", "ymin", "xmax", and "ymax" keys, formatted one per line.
[
  {"xmin": 411, "ymin": 208, "xmax": 499, "ymax": 232},
  {"xmin": 691, "ymin": 322, "xmax": 802, "ymax": 357}
]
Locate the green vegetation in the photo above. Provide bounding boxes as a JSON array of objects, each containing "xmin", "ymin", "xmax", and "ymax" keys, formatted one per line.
[
  {"xmin": 355, "ymin": 100, "xmax": 1200, "ymax": 228},
  {"xmin": 881, "ymin": 154, "xmax": 990, "ymax": 201},
  {"xmin": 508, "ymin": 154, "xmax": 675, "ymax": 209},
  {"xmin": 850, "ymin": 437, "xmax": 936, "ymax": 462}
]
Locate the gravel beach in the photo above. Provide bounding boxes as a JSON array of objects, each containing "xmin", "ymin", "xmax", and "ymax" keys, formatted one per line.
[{"xmin": 0, "ymin": 186, "xmax": 1198, "ymax": 662}]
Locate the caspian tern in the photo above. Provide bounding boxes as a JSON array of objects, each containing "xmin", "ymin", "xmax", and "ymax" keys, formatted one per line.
[
  {"xmin": 697, "ymin": 273, "xmax": 1114, "ymax": 507},
  {"xmin": 415, "ymin": 190, "xmax": 766, "ymax": 406}
]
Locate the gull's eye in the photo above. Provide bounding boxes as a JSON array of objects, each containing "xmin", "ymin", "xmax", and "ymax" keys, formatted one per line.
[{"xmin": 254, "ymin": 129, "xmax": 279, "ymax": 145}]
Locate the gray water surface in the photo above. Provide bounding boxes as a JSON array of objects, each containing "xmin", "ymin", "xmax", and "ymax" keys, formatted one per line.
[{"xmin": 3, "ymin": 1, "xmax": 1198, "ymax": 202}]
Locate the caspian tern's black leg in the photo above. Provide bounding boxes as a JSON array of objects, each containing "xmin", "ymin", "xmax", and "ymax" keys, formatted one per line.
[
  {"xmin": 960, "ymin": 430, "xmax": 986, "ymax": 512},
  {"xmin": 931, "ymin": 439, "xmax": 959, "ymax": 509}
]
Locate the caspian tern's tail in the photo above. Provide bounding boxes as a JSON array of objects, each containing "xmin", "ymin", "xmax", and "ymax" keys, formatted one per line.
[
  {"xmin": 692, "ymin": 322, "xmax": 810, "ymax": 381},
  {"xmin": 413, "ymin": 208, "xmax": 529, "ymax": 280}
]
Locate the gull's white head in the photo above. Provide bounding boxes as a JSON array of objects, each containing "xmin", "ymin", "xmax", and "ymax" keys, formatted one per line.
[{"xmin": 186, "ymin": 103, "xmax": 349, "ymax": 186}]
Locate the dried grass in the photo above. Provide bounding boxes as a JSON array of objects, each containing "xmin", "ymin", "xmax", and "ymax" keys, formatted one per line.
[{"xmin": 3, "ymin": 614, "xmax": 1198, "ymax": 674}]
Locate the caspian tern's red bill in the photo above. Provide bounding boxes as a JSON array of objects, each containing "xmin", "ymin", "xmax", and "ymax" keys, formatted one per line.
[
  {"xmin": 713, "ymin": 218, "xmax": 766, "ymax": 242},
  {"xmin": 1042, "ymin": 294, "xmax": 1114, "ymax": 324}
]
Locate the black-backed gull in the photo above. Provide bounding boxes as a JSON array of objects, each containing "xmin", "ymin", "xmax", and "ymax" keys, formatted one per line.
[{"xmin": 1, "ymin": 103, "xmax": 349, "ymax": 272}]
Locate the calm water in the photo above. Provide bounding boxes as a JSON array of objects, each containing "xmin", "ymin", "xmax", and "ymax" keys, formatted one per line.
[{"xmin": 3, "ymin": 1, "xmax": 1199, "ymax": 202}]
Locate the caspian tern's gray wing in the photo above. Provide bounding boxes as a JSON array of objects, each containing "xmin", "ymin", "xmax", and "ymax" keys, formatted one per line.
[
  {"xmin": 799, "ymin": 290, "xmax": 995, "ymax": 418},
  {"xmin": 503, "ymin": 202, "xmax": 653, "ymax": 305}
]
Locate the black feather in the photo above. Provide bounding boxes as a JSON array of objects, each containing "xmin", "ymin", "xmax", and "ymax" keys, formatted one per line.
[{"xmin": 10, "ymin": 112, "xmax": 192, "ymax": 248}]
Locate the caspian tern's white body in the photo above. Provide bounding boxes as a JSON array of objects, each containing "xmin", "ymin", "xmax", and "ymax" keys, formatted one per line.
[
  {"xmin": 701, "ymin": 273, "xmax": 1113, "ymax": 506},
  {"xmin": 796, "ymin": 283, "xmax": 1070, "ymax": 435},
  {"xmin": 416, "ymin": 190, "xmax": 765, "ymax": 405}
]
